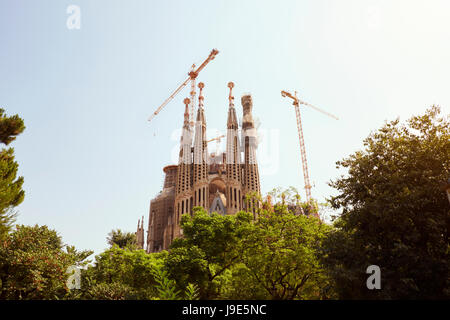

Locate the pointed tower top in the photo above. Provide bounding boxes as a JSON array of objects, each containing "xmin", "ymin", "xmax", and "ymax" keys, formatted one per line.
[
  {"xmin": 227, "ymin": 82, "xmax": 238, "ymax": 129},
  {"xmin": 198, "ymin": 82, "xmax": 205, "ymax": 109},
  {"xmin": 196, "ymin": 83, "xmax": 206, "ymax": 123},
  {"xmin": 241, "ymin": 94, "xmax": 255, "ymax": 130},
  {"xmin": 183, "ymin": 98, "xmax": 190, "ymax": 128},
  {"xmin": 228, "ymin": 82, "xmax": 235, "ymax": 107}
]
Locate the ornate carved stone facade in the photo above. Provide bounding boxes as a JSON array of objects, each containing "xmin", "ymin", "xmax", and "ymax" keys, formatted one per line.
[{"xmin": 139, "ymin": 82, "xmax": 261, "ymax": 253}]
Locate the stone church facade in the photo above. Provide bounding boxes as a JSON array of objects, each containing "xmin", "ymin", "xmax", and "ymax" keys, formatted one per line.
[{"xmin": 136, "ymin": 82, "xmax": 261, "ymax": 253}]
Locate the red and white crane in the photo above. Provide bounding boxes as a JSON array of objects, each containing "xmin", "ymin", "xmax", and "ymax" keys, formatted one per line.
[
  {"xmin": 281, "ymin": 90, "xmax": 338, "ymax": 203},
  {"xmin": 148, "ymin": 49, "xmax": 219, "ymax": 127}
]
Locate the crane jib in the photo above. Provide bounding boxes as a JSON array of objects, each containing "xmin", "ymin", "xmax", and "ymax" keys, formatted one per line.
[{"xmin": 148, "ymin": 49, "xmax": 219, "ymax": 123}]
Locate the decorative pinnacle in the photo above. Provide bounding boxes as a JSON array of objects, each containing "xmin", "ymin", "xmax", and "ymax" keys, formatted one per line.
[
  {"xmin": 183, "ymin": 98, "xmax": 190, "ymax": 126},
  {"xmin": 228, "ymin": 82, "xmax": 235, "ymax": 107},
  {"xmin": 198, "ymin": 82, "xmax": 205, "ymax": 107}
]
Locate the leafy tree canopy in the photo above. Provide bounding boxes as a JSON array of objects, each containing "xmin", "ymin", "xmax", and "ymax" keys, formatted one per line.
[
  {"xmin": 0, "ymin": 108, "xmax": 25, "ymax": 238},
  {"xmin": 165, "ymin": 204, "xmax": 335, "ymax": 299},
  {"xmin": 240, "ymin": 206, "xmax": 335, "ymax": 299},
  {"xmin": 106, "ymin": 229, "xmax": 137, "ymax": 249},
  {"xmin": 81, "ymin": 246, "xmax": 197, "ymax": 300},
  {"xmin": 0, "ymin": 225, "xmax": 92, "ymax": 299},
  {"xmin": 81, "ymin": 246, "xmax": 165, "ymax": 299},
  {"xmin": 165, "ymin": 207, "xmax": 252, "ymax": 299},
  {"xmin": 324, "ymin": 106, "xmax": 450, "ymax": 299},
  {"xmin": 0, "ymin": 109, "xmax": 25, "ymax": 146}
]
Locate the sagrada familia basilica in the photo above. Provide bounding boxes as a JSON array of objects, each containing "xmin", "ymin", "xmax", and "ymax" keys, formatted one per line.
[{"xmin": 136, "ymin": 82, "xmax": 261, "ymax": 253}]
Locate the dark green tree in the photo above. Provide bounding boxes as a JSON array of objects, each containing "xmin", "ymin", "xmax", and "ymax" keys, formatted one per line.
[
  {"xmin": 106, "ymin": 229, "xmax": 137, "ymax": 249},
  {"xmin": 84, "ymin": 282, "xmax": 133, "ymax": 300},
  {"xmin": 0, "ymin": 108, "xmax": 25, "ymax": 238},
  {"xmin": 81, "ymin": 246, "xmax": 197, "ymax": 300},
  {"xmin": 240, "ymin": 205, "xmax": 335, "ymax": 299},
  {"xmin": 0, "ymin": 225, "xmax": 92, "ymax": 299},
  {"xmin": 81, "ymin": 246, "xmax": 166, "ymax": 299},
  {"xmin": 165, "ymin": 204, "xmax": 335, "ymax": 300},
  {"xmin": 323, "ymin": 106, "xmax": 450, "ymax": 299},
  {"xmin": 165, "ymin": 207, "xmax": 253, "ymax": 299}
]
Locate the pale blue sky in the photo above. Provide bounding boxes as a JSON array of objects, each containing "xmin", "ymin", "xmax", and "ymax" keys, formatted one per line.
[{"xmin": 2, "ymin": 0, "xmax": 449, "ymax": 256}]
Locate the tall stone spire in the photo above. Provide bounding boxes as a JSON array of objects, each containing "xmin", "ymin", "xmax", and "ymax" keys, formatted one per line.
[
  {"xmin": 145, "ymin": 81, "xmax": 265, "ymax": 253},
  {"xmin": 225, "ymin": 82, "xmax": 242, "ymax": 214},
  {"xmin": 179, "ymin": 98, "xmax": 192, "ymax": 165},
  {"xmin": 241, "ymin": 94, "xmax": 261, "ymax": 214},
  {"xmin": 193, "ymin": 82, "xmax": 209, "ymax": 209},
  {"xmin": 174, "ymin": 98, "xmax": 193, "ymax": 238},
  {"xmin": 136, "ymin": 216, "xmax": 145, "ymax": 249}
]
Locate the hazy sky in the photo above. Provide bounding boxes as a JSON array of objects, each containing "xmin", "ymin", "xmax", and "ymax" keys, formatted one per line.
[{"xmin": 1, "ymin": 0, "xmax": 449, "ymax": 256}]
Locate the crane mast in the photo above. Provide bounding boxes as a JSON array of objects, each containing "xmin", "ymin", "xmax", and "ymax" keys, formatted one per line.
[
  {"xmin": 281, "ymin": 90, "xmax": 338, "ymax": 204},
  {"xmin": 148, "ymin": 49, "xmax": 219, "ymax": 126},
  {"xmin": 293, "ymin": 95, "xmax": 312, "ymax": 202}
]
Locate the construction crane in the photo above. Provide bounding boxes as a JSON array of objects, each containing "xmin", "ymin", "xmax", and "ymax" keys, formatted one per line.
[
  {"xmin": 281, "ymin": 90, "xmax": 338, "ymax": 204},
  {"xmin": 148, "ymin": 49, "xmax": 219, "ymax": 127},
  {"xmin": 206, "ymin": 134, "xmax": 225, "ymax": 156}
]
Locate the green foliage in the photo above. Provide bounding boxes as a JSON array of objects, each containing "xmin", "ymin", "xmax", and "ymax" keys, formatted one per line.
[
  {"xmin": 80, "ymin": 246, "xmax": 200, "ymax": 300},
  {"xmin": 0, "ymin": 109, "xmax": 25, "ymax": 238},
  {"xmin": 0, "ymin": 109, "xmax": 26, "ymax": 146},
  {"xmin": 0, "ymin": 225, "xmax": 92, "ymax": 299},
  {"xmin": 240, "ymin": 207, "xmax": 335, "ymax": 299},
  {"xmin": 81, "ymin": 246, "xmax": 166, "ymax": 299},
  {"xmin": 165, "ymin": 205, "xmax": 334, "ymax": 299},
  {"xmin": 152, "ymin": 268, "xmax": 181, "ymax": 300},
  {"xmin": 184, "ymin": 283, "xmax": 200, "ymax": 300},
  {"xmin": 268, "ymin": 186, "xmax": 302, "ymax": 206},
  {"xmin": 86, "ymin": 282, "xmax": 133, "ymax": 300},
  {"xmin": 106, "ymin": 229, "xmax": 137, "ymax": 249},
  {"xmin": 324, "ymin": 106, "xmax": 450, "ymax": 299},
  {"xmin": 267, "ymin": 187, "xmax": 321, "ymax": 217},
  {"xmin": 219, "ymin": 263, "xmax": 268, "ymax": 299},
  {"xmin": 165, "ymin": 207, "xmax": 253, "ymax": 299}
]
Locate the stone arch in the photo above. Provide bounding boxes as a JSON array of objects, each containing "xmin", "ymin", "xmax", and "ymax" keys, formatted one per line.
[{"xmin": 208, "ymin": 177, "xmax": 226, "ymax": 208}]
